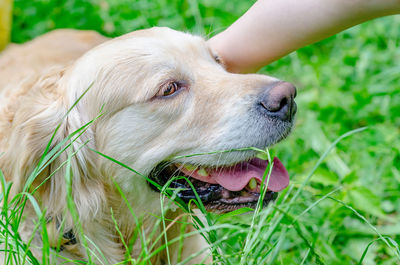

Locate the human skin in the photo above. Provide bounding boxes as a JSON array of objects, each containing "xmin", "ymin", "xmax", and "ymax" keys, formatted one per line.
[{"xmin": 208, "ymin": 0, "xmax": 400, "ymax": 73}]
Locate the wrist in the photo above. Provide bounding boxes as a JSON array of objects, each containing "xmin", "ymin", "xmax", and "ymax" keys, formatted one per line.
[{"xmin": 208, "ymin": 34, "xmax": 241, "ymax": 73}]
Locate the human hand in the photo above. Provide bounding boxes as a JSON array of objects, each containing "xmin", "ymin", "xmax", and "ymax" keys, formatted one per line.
[{"xmin": 208, "ymin": 0, "xmax": 400, "ymax": 73}]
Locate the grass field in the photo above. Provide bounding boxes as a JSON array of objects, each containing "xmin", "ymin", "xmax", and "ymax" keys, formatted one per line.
[{"xmin": 4, "ymin": 0, "xmax": 400, "ymax": 264}]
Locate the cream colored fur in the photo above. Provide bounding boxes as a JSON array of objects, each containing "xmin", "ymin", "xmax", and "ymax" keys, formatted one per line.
[{"xmin": 0, "ymin": 28, "xmax": 285, "ymax": 264}]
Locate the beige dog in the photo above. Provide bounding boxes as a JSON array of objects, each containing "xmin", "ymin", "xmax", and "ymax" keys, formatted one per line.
[{"xmin": 0, "ymin": 28, "xmax": 296, "ymax": 264}]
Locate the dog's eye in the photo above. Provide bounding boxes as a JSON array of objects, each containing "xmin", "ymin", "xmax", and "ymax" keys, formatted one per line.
[{"xmin": 157, "ymin": 81, "xmax": 181, "ymax": 97}]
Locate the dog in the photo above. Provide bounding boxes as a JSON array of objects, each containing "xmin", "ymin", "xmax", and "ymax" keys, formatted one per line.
[{"xmin": 0, "ymin": 27, "xmax": 296, "ymax": 264}]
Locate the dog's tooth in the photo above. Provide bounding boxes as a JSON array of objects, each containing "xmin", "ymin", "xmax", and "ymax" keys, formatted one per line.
[
  {"xmin": 183, "ymin": 164, "xmax": 197, "ymax": 171},
  {"xmin": 248, "ymin": 178, "xmax": 257, "ymax": 190},
  {"xmin": 197, "ymin": 167, "xmax": 209, "ymax": 177}
]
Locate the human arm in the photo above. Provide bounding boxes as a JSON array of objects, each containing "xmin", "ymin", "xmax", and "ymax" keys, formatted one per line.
[{"xmin": 208, "ymin": 0, "xmax": 400, "ymax": 73}]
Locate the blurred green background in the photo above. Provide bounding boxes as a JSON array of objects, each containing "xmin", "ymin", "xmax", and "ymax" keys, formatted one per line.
[{"xmin": 9, "ymin": 0, "xmax": 400, "ymax": 264}]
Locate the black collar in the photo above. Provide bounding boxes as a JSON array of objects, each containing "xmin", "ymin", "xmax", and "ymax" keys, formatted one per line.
[{"xmin": 46, "ymin": 217, "xmax": 77, "ymax": 251}]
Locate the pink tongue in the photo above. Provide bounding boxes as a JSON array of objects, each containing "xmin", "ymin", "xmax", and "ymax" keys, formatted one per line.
[{"xmin": 180, "ymin": 157, "xmax": 289, "ymax": 192}]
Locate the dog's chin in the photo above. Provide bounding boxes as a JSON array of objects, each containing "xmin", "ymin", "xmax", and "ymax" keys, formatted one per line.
[{"xmin": 148, "ymin": 156, "xmax": 289, "ymax": 213}]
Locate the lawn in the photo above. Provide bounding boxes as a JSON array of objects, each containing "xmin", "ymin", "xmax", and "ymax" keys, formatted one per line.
[{"xmin": 5, "ymin": 0, "xmax": 400, "ymax": 264}]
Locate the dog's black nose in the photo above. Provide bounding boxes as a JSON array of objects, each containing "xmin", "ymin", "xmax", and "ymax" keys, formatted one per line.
[{"xmin": 258, "ymin": 82, "xmax": 297, "ymax": 121}]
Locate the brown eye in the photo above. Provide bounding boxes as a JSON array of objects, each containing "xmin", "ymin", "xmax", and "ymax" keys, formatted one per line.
[{"xmin": 157, "ymin": 81, "xmax": 181, "ymax": 97}]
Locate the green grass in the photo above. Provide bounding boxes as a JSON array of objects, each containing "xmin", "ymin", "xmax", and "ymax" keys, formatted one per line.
[{"xmin": 4, "ymin": 0, "xmax": 400, "ymax": 264}]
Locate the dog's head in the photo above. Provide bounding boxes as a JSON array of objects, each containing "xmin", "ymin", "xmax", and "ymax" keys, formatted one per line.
[
  {"xmin": 61, "ymin": 27, "xmax": 297, "ymax": 213},
  {"xmin": 2, "ymin": 27, "xmax": 296, "ymax": 216}
]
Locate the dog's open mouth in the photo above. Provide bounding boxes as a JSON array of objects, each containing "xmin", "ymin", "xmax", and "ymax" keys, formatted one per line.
[{"xmin": 148, "ymin": 157, "xmax": 289, "ymax": 212}]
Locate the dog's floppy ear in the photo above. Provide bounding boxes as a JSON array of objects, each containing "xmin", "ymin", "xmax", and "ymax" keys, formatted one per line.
[
  {"xmin": 0, "ymin": 68, "xmax": 67, "ymax": 194},
  {"xmin": 0, "ymin": 67, "xmax": 106, "ymax": 221}
]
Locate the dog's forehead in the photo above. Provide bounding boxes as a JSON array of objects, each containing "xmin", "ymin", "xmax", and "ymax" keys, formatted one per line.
[
  {"xmin": 68, "ymin": 27, "xmax": 226, "ymax": 107},
  {"xmin": 104, "ymin": 27, "xmax": 210, "ymax": 61}
]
